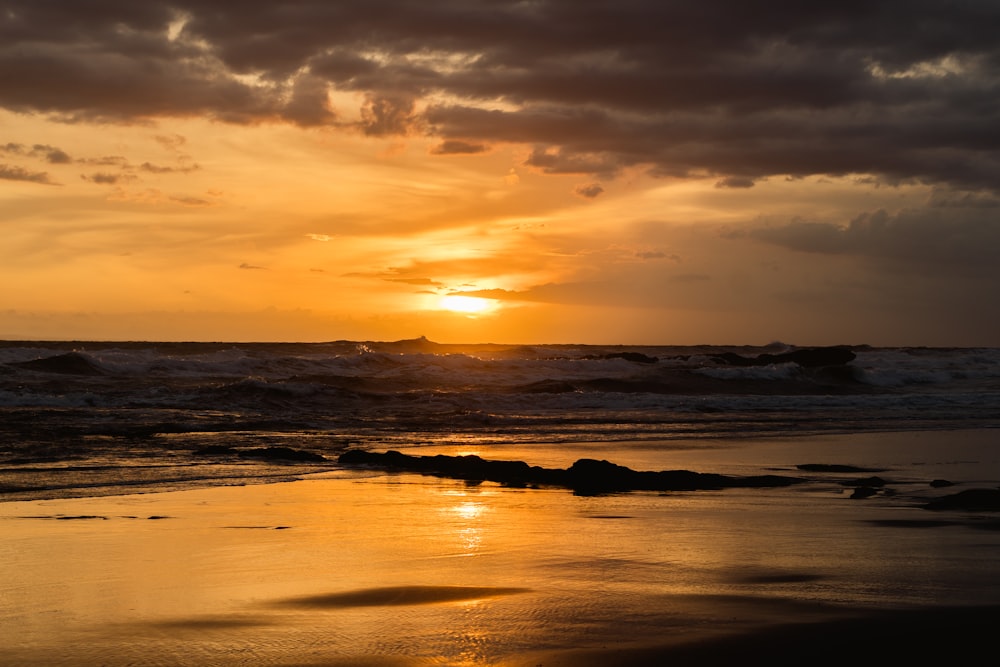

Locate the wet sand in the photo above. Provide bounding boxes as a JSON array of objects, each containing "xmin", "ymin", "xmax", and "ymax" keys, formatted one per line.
[
  {"xmin": 3, "ymin": 431, "xmax": 1000, "ymax": 665},
  {"xmin": 506, "ymin": 605, "xmax": 1000, "ymax": 666}
]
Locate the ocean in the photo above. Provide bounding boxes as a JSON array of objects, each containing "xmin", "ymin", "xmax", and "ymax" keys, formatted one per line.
[
  {"xmin": 2, "ymin": 339, "xmax": 999, "ymax": 500},
  {"xmin": 3, "ymin": 339, "xmax": 1000, "ymax": 665}
]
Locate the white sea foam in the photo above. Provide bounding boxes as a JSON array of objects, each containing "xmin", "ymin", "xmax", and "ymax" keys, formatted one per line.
[{"xmin": 694, "ymin": 363, "xmax": 802, "ymax": 381}]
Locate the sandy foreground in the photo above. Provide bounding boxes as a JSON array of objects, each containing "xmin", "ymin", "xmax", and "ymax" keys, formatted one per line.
[{"xmin": 3, "ymin": 432, "xmax": 1000, "ymax": 665}]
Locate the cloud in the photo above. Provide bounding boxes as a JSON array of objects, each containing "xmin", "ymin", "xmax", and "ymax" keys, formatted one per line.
[
  {"xmin": 429, "ymin": 140, "xmax": 488, "ymax": 155},
  {"xmin": 0, "ymin": 164, "xmax": 56, "ymax": 184},
  {"xmin": 448, "ymin": 288, "xmax": 523, "ymax": 301},
  {"xmin": 524, "ymin": 145, "xmax": 621, "ymax": 178},
  {"xmin": 170, "ymin": 195, "xmax": 213, "ymax": 206},
  {"xmin": 82, "ymin": 172, "xmax": 131, "ymax": 185},
  {"xmin": 573, "ymin": 183, "xmax": 604, "ymax": 198},
  {"xmin": 239, "ymin": 262, "xmax": 266, "ymax": 270},
  {"xmin": 1, "ymin": 142, "xmax": 71, "ymax": 163},
  {"xmin": 140, "ymin": 161, "xmax": 200, "ymax": 174},
  {"xmin": 33, "ymin": 144, "xmax": 72, "ymax": 164},
  {"xmin": 716, "ymin": 176, "xmax": 755, "ymax": 189},
  {"xmin": 79, "ymin": 155, "xmax": 131, "ymax": 168},
  {"xmin": 744, "ymin": 206, "xmax": 1000, "ymax": 269},
  {"xmin": 386, "ymin": 277, "xmax": 444, "ymax": 287},
  {"xmin": 154, "ymin": 134, "xmax": 187, "ymax": 151},
  {"xmin": 635, "ymin": 250, "xmax": 680, "ymax": 261},
  {"xmin": 0, "ymin": 2, "xmax": 996, "ymax": 190},
  {"xmin": 359, "ymin": 94, "xmax": 418, "ymax": 137}
]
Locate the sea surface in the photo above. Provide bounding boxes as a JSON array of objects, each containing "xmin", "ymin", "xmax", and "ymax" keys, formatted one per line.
[{"xmin": 1, "ymin": 338, "xmax": 999, "ymax": 500}]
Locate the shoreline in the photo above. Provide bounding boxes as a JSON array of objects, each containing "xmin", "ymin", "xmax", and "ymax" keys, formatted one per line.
[
  {"xmin": 3, "ymin": 426, "xmax": 997, "ymax": 505},
  {"xmin": 4, "ymin": 429, "xmax": 1000, "ymax": 665}
]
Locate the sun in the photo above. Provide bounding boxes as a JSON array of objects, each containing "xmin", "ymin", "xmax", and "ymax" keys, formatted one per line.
[{"xmin": 439, "ymin": 295, "xmax": 495, "ymax": 314}]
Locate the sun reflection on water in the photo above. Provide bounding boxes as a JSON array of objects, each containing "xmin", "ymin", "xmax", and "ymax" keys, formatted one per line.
[
  {"xmin": 452, "ymin": 500, "xmax": 485, "ymax": 521},
  {"xmin": 439, "ymin": 491, "xmax": 492, "ymax": 557}
]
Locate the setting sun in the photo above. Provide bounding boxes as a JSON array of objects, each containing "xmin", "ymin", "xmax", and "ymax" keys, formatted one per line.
[
  {"xmin": 439, "ymin": 295, "xmax": 496, "ymax": 315},
  {"xmin": 3, "ymin": 4, "xmax": 1000, "ymax": 666},
  {"xmin": 0, "ymin": 2, "xmax": 997, "ymax": 347}
]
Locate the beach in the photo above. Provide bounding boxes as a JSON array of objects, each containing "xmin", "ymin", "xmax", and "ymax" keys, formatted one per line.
[
  {"xmin": 4, "ymin": 430, "xmax": 1000, "ymax": 665},
  {"xmin": 5, "ymin": 1, "xmax": 1000, "ymax": 662}
]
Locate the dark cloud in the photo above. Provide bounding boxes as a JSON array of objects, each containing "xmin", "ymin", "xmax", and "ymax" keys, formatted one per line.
[
  {"xmin": 927, "ymin": 189, "xmax": 1000, "ymax": 209},
  {"xmin": 635, "ymin": 250, "xmax": 679, "ymax": 261},
  {"xmin": 32, "ymin": 144, "xmax": 72, "ymax": 164},
  {"xmin": 82, "ymin": 172, "xmax": 129, "ymax": 185},
  {"xmin": 0, "ymin": 164, "xmax": 56, "ymax": 184},
  {"xmin": 238, "ymin": 262, "xmax": 266, "ymax": 270},
  {"xmin": 170, "ymin": 195, "xmax": 213, "ymax": 206},
  {"xmin": 359, "ymin": 94, "xmax": 418, "ymax": 137},
  {"xmin": 573, "ymin": 183, "xmax": 604, "ymax": 198},
  {"xmin": 430, "ymin": 140, "xmax": 488, "ymax": 155},
  {"xmin": 1, "ymin": 1, "xmax": 998, "ymax": 189},
  {"xmin": 154, "ymin": 134, "xmax": 187, "ymax": 151},
  {"xmin": 743, "ymin": 206, "xmax": 1000, "ymax": 269},
  {"xmin": 79, "ymin": 156, "xmax": 131, "ymax": 167},
  {"xmin": 140, "ymin": 161, "xmax": 200, "ymax": 174},
  {"xmin": 2, "ymin": 142, "xmax": 72, "ymax": 163}
]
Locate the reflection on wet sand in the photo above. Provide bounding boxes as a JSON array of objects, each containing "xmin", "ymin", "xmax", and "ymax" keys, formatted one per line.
[{"xmin": 4, "ymin": 432, "xmax": 1000, "ymax": 666}]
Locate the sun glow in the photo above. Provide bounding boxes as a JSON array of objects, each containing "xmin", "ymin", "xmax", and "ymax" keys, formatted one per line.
[{"xmin": 439, "ymin": 295, "xmax": 495, "ymax": 314}]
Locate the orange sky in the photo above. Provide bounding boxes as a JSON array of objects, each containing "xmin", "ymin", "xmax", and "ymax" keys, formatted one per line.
[{"xmin": 2, "ymin": 2, "xmax": 998, "ymax": 345}]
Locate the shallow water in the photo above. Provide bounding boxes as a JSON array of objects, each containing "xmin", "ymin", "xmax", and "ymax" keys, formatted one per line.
[{"xmin": 3, "ymin": 431, "xmax": 1000, "ymax": 665}]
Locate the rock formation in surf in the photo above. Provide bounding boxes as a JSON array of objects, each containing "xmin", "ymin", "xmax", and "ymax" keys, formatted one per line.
[{"xmin": 338, "ymin": 450, "xmax": 805, "ymax": 495}]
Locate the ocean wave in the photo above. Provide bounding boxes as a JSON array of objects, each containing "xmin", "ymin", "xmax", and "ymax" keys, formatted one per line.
[{"xmin": 2, "ymin": 341, "xmax": 998, "ymax": 437}]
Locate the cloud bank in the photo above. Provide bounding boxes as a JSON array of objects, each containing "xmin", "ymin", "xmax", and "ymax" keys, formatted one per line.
[{"xmin": 2, "ymin": 1, "xmax": 998, "ymax": 190}]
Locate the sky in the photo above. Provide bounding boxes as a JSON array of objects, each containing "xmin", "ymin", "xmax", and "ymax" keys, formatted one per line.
[{"xmin": 2, "ymin": 1, "xmax": 999, "ymax": 345}]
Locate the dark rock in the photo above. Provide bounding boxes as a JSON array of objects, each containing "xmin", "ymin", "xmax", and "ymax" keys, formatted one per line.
[
  {"xmin": 930, "ymin": 479, "xmax": 955, "ymax": 488},
  {"xmin": 10, "ymin": 352, "xmax": 106, "ymax": 376},
  {"xmin": 239, "ymin": 446, "xmax": 327, "ymax": 463},
  {"xmin": 797, "ymin": 463, "xmax": 885, "ymax": 473},
  {"xmin": 340, "ymin": 450, "xmax": 546, "ymax": 487},
  {"xmin": 713, "ymin": 346, "xmax": 856, "ymax": 368},
  {"xmin": 925, "ymin": 488, "xmax": 1000, "ymax": 511},
  {"xmin": 850, "ymin": 487, "xmax": 879, "ymax": 499},
  {"xmin": 338, "ymin": 450, "xmax": 804, "ymax": 494},
  {"xmin": 778, "ymin": 347, "xmax": 856, "ymax": 367}
]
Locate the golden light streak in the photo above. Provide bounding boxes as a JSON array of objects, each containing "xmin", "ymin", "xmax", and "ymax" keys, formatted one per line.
[{"xmin": 438, "ymin": 295, "xmax": 496, "ymax": 315}]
